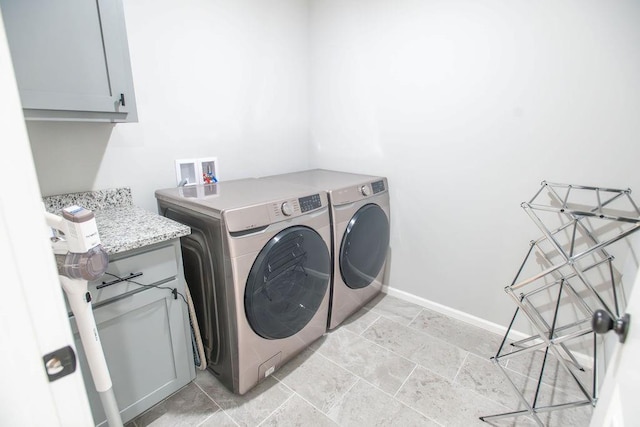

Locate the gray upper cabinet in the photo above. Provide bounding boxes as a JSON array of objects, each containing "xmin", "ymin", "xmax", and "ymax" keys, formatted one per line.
[{"xmin": 0, "ymin": 0, "xmax": 138, "ymax": 122}]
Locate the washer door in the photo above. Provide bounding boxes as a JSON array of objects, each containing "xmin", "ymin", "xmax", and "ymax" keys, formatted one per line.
[
  {"xmin": 245, "ymin": 226, "xmax": 330, "ymax": 339},
  {"xmin": 340, "ymin": 203, "xmax": 390, "ymax": 289}
]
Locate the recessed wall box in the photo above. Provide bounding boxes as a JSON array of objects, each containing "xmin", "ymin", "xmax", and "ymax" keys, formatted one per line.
[
  {"xmin": 175, "ymin": 159, "xmax": 197, "ymax": 186},
  {"xmin": 175, "ymin": 157, "xmax": 219, "ymax": 186},
  {"xmin": 199, "ymin": 157, "xmax": 218, "ymax": 184}
]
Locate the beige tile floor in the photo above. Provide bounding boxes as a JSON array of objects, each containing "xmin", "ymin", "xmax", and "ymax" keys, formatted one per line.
[{"xmin": 126, "ymin": 294, "xmax": 594, "ymax": 427}]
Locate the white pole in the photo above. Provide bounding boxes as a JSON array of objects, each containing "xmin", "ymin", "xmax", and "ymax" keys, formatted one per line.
[{"xmin": 59, "ymin": 276, "xmax": 123, "ymax": 427}]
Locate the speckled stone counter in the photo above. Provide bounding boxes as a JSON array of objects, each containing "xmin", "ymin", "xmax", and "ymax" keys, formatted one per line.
[{"xmin": 43, "ymin": 188, "xmax": 190, "ymax": 255}]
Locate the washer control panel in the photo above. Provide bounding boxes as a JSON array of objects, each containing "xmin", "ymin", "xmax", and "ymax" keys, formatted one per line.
[
  {"xmin": 299, "ymin": 193, "xmax": 322, "ymax": 213},
  {"xmin": 227, "ymin": 191, "xmax": 328, "ymax": 232},
  {"xmin": 270, "ymin": 193, "xmax": 324, "ymax": 220}
]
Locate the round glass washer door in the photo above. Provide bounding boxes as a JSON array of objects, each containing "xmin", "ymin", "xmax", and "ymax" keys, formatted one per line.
[
  {"xmin": 340, "ymin": 203, "xmax": 390, "ymax": 289},
  {"xmin": 245, "ymin": 225, "xmax": 330, "ymax": 339}
]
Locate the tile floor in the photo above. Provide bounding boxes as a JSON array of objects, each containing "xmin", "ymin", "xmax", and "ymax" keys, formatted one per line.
[{"xmin": 126, "ymin": 294, "xmax": 594, "ymax": 427}]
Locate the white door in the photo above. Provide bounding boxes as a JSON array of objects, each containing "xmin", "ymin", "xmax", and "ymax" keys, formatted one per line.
[
  {"xmin": 590, "ymin": 267, "xmax": 640, "ymax": 426},
  {"xmin": 0, "ymin": 8, "xmax": 94, "ymax": 427}
]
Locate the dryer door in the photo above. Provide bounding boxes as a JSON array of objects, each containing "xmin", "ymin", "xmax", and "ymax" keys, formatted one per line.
[
  {"xmin": 245, "ymin": 226, "xmax": 330, "ymax": 339},
  {"xmin": 340, "ymin": 203, "xmax": 390, "ymax": 289}
]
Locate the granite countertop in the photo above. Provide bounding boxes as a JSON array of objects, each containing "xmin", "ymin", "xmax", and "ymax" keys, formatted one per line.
[{"xmin": 43, "ymin": 188, "xmax": 190, "ymax": 255}]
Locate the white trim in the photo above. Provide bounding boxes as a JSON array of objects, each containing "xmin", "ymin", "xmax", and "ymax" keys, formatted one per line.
[
  {"xmin": 0, "ymin": 8, "xmax": 94, "ymax": 425},
  {"xmin": 382, "ymin": 285, "xmax": 594, "ymax": 367}
]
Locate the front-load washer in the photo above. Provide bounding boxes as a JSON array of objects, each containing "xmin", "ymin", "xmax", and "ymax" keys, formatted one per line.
[
  {"xmin": 154, "ymin": 178, "xmax": 331, "ymax": 395},
  {"xmin": 258, "ymin": 169, "xmax": 390, "ymax": 330}
]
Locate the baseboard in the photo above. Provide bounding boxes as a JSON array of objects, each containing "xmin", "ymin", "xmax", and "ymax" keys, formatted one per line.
[{"xmin": 382, "ymin": 285, "xmax": 594, "ymax": 367}]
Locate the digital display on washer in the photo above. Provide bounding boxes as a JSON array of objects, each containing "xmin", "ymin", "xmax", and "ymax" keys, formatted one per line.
[
  {"xmin": 299, "ymin": 194, "xmax": 322, "ymax": 212},
  {"xmin": 371, "ymin": 180, "xmax": 385, "ymax": 194}
]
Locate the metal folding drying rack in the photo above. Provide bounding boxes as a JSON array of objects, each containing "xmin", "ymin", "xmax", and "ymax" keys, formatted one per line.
[{"xmin": 480, "ymin": 181, "xmax": 640, "ymax": 426}]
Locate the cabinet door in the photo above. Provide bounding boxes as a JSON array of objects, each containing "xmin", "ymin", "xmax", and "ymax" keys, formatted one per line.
[
  {"xmin": 0, "ymin": 0, "xmax": 137, "ymax": 122},
  {"xmin": 69, "ymin": 282, "xmax": 194, "ymax": 426}
]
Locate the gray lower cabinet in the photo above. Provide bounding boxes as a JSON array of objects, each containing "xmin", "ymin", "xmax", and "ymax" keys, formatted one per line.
[
  {"xmin": 0, "ymin": 0, "xmax": 138, "ymax": 122},
  {"xmin": 68, "ymin": 240, "xmax": 195, "ymax": 426}
]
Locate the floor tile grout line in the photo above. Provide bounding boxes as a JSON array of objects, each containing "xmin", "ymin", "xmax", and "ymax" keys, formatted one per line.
[
  {"xmin": 343, "ymin": 299, "xmax": 586, "ymax": 424},
  {"xmin": 322, "ymin": 376, "xmax": 362, "ymax": 422},
  {"xmin": 313, "ymin": 345, "xmax": 445, "ymax": 427},
  {"xmin": 352, "ymin": 318, "xmax": 530, "ymax": 424},
  {"xmin": 312, "ymin": 349, "xmax": 378, "ymax": 414},
  {"xmin": 354, "ymin": 312, "xmax": 479, "ymax": 383},
  {"xmin": 224, "ymin": 324, "xmax": 423, "ymax": 424},
  {"xmin": 255, "ymin": 392, "xmax": 296, "ymax": 427},
  {"xmin": 272, "ymin": 377, "xmax": 341, "ymax": 425},
  {"xmin": 273, "ymin": 377, "xmax": 326, "ymax": 414},
  {"xmin": 353, "ymin": 313, "xmax": 381, "ymax": 336},
  {"xmin": 447, "ymin": 356, "xmax": 550, "ymax": 421},
  {"xmin": 316, "ymin": 347, "xmax": 411, "ymax": 401},
  {"xmin": 393, "ymin": 364, "xmax": 418, "ymax": 399},
  {"xmin": 399, "ymin": 302, "xmax": 508, "ymax": 348},
  {"xmin": 408, "ymin": 307, "xmax": 423, "ymax": 326},
  {"xmin": 195, "ymin": 412, "xmax": 217, "ymax": 427},
  {"xmin": 451, "ymin": 351, "xmax": 470, "ymax": 384},
  {"xmin": 334, "ymin": 307, "xmax": 500, "ymax": 397},
  {"xmin": 385, "ymin": 365, "xmax": 446, "ymax": 427},
  {"xmin": 343, "ymin": 376, "xmax": 443, "ymax": 427},
  {"xmin": 312, "ymin": 348, "xmax": 420, "ymax": 416},
  {"xmin": 465, "ymin": 383, "xmax": 529, "ymax": 421},
  {"xmin": 271, "ymin": 348, "xmax": 404, "ymax": 423},
  {"xmin": 193, "ymin": 379, "xmax": 240, "ymax": 427},
  {"xmin": 323, "ymin": 326, "xmax": 420, "ymax": 385},
  {"xmin": 362, "ymin": 308, "xmax": 483, "ymax": 358},
  {"xmin": 447, "ymin": 352, "xmax": 541, "ymax": 417},
  {"xmin": 288, "ymin": 342, "xmax": 525, "ymax": 427},
  {"xmin": 367, "ymin": 303, "xmax": 423, "ymax": 329}
]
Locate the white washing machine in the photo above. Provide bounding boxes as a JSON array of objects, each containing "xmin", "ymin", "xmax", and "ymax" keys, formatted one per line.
[
  {"xmin": 155, "ymin": 178, "xmax": 331, "ymax": 395},
  {"xmin": 259, "ymin": 169, "xmax": 391, "ymax": 330}
]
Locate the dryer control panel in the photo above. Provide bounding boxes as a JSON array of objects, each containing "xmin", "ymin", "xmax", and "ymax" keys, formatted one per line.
[
  {"xmin": 331, "ymin": 177, "xmax": 389, "ymax": 206},
  {"xmin": 371, "ymin": 180, "xmax": 386, "ymax": 194}
]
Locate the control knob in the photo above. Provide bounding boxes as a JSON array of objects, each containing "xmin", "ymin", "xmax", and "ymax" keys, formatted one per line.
[
  {"xmin": 281, "ymin": 202, "xmax": 294, "ymax": 216},
  {"xmin": 360, "ymin": 185, "xmax": 371, "ymax": 196}
]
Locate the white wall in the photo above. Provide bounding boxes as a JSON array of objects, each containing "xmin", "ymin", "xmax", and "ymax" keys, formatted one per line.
[
  {"xmin": 22, "ymin": 0, "xmax": 640, "ymax": 329},
  {"xmin": 309, "ymin": 0, "xmax": 640, "ymax": 326},
  {"xmin": 27, "ymin": 0, "xmax": 311, "ymax": 213}
]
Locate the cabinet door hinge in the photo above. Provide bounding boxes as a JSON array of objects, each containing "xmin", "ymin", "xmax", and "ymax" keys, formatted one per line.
[{"xmin": 119, "ymin": 93, "xmax": 126, "ymax": 106}]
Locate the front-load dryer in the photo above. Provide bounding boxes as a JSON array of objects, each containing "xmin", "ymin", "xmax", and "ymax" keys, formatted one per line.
[
  {"xmin": 259, "ymin": 169, "xmax": 391, "ymax": 330},
  {"xmin": 155, "ymin": 178, "xmax": 331, "ymax": 395}
]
